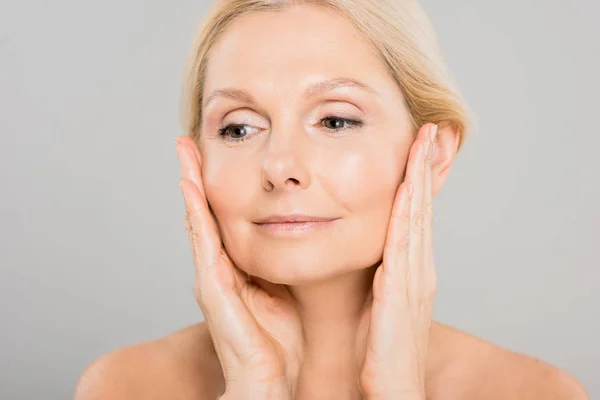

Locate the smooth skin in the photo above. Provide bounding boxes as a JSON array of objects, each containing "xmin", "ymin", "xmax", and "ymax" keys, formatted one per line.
[
  {"xmin": 175, "ymin": 124, "xmax": 437, "ymax": 399},
  {"xmin": 75, "ymin": 4, "xmax": 589, "ymax": 400}
]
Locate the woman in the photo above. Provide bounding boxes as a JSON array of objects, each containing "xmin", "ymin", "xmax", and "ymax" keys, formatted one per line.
[{"xmin": 76, "ymin": 1, "xmax": 589, "ymax": 399}]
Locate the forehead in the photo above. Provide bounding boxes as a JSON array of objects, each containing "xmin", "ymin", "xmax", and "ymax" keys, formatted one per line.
[{"xmin": 203, "ymin": 4, "xmax": 393, "ymax": 98}]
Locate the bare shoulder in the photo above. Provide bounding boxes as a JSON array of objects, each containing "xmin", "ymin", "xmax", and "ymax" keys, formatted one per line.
[
  {"xmin": 428, "ymin": 321, "xmax": 590, "ymax": 400},
  {"xmin": 74, "ymin": 322, "xmax": 223, "ymax": 400}
]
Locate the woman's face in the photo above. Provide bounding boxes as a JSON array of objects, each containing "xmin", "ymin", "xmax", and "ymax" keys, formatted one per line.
[{"xmin": 199, "ymin": 4, "xmax": 415, "ymax": 284}]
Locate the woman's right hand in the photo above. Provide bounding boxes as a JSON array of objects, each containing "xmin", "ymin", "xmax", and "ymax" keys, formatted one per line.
[{"xmin": 175, "ymin": 136, "xmax": 304, "ymax": 400}]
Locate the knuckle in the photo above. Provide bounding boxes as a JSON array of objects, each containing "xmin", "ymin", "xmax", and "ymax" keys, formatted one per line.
[
  {"xmin": 395, "ymin": 234, "xmax": 411, "ymax": 252},
  {"xmin": 391, "ymin": 205, "xmax": 410, "ymax": 224},
  {"xmin": 190, "ymin": 227, "xmax": 203, "ymax": 246},
  {"xmin": 400, "ymin": 205, "xmax": 410, "ymax": 222},
  {"xmin": 424, "ymin": 201, "xmax": 434, "ymax": 218},
  {"xmin": 184, "ymin": 211, "xmax": 192, "ymax": 233},
  {"xmin": 412, "ymin": 211, "xmax": 425, "ymax": 233},
  {"xmin": 193, "ymin": 281, "xmax": 210, "ymax": 310}
]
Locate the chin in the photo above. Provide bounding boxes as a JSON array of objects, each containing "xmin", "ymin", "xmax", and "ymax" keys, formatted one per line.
[{"xmin": 233, "ymin": 242, "xmax": 381, "ymax": 285}]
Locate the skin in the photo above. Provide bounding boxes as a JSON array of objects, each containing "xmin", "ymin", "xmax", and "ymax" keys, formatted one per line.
[{"xmin": 74, "ymin": 4, "xmax": 589, "ymax": 400}]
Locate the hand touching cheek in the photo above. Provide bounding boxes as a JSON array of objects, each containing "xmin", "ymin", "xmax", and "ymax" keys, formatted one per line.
[
  {"xmin": 357, "ymin": 123, "xmax": 438, "ymax": 400},
  {"xmin": 176, "ymin": 137, "xmax": 304, "ymax": 400}
]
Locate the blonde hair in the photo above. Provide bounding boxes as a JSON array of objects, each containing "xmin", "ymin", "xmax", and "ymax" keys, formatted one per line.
[{"xmin": 180, "ymin": 0, "xmax": 474, "ymax": 152}]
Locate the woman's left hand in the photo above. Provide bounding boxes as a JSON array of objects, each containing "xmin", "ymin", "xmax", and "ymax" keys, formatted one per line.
[{"xmin": 357, "ymin": 123, "xmax": 438, "ymax": 400}]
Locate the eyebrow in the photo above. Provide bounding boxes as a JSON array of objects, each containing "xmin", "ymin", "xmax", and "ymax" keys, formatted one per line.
[{"xmin": 202, "ymin": 77, "xmax": 379, "ymax": 109}]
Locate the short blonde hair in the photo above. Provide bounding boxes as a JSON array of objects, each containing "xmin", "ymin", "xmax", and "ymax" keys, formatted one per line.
[{"xmin": 180, "ymin": 0, "xmax": 473, "ymax": 152}]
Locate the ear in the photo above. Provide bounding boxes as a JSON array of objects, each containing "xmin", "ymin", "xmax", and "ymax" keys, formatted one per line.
[{"xmin": 431, "ymin": 122, "xmax": 460, "ymax": 197}]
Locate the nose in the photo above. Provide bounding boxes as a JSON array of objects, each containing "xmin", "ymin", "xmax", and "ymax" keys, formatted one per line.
[{"xmin": 261, "ymin": 126, "xmax": 311, "ymax": 192}]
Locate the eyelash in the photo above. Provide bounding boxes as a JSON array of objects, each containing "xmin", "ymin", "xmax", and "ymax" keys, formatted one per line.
[{"xmin": 217, "ymin": 116, "xmax": 363, "ymax": 143}]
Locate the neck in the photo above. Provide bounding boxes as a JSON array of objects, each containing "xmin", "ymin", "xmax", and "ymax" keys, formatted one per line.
[{"xmin": 287, "ymin": 264, "xmax": 378, "ymax": 399}]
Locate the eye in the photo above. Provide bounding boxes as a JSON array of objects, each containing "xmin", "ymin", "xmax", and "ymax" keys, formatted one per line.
[
  {"xmin": 320, "ymin": 116, "xmax": 363, "ymax": 132},
  {"xmin": 217, "ymin": 124, "xmax": 259, "ymax": 142},
  {"xmin": 217, "ymin": 115, "xmax": 363, "ymax": 143}
]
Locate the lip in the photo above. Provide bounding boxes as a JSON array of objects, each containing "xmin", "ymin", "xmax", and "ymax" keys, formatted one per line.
[
  {"xmin": 254, "ymin": 214, "xmax": 339, "ymax": 224},
  {"xmin": 254, "ymin": 214, "xmax": 340, "ymax": 236}
]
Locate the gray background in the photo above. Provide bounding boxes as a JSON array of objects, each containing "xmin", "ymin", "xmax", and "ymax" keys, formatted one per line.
[{"xmin": 1, "ymin": 0, "xmax": 598, "ymax": 398}]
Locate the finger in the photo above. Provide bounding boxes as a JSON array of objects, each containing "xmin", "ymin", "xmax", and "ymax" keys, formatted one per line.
[
  {"xmin": 176, "ymin": 138, "xmax": 220, "ymax": 278},
  {"xmin": 380, "ymin": 126, "xmax": 428, "ymax": 295},
  {"xmin": 423, "ymin": 125, "xmax": 437, "ymax": 290},
  {"xmin": 251, "ymin": 274, "xmax": 296, "ymax": 305},
  {"xmin": 416, "ymin": 125, "xmax": 437, "ymax": 370},
  {"xmin": 176, "ymin": 137, "xmax": 210, "ymax": 245},
  {"xmin": 176, "ymin": 137, "xmax": 204, "ymax": 198},
  {"xmin": 384, "ymin": 126, "xmax": 427, "ymax": 263},
  {"xmin": 177, "ymin": 135, "xmax": 202, "ymax": 162},
  {"xmin": 177, "ymin": 137, "xmax": 223, "ymax": 242},
  {"xmin": 406, "ymin": 125, "xmax": 432, "ymax": 302},
  {"xmin": 179, "ymin": 179, "xmax": 223, "ymax": 284},
  {"xmin": 383, "ymin": 181, "xmax": 410, "ymax": 274},
  {"xmin": 376, "ymin": 180, "xmax": 410, "ymax": 308}
]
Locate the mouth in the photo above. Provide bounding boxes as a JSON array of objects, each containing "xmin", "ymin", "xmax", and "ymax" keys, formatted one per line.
[{"xmin": 254, "ymin": 214, "xmax": 340, "ymax": 236}]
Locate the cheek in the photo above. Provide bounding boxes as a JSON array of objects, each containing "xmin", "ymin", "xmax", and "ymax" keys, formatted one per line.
[
  {"xmin": 201, "ymin": 150, "xmax": 255, "ymax": 218},
  {"xmin": 324, "ymin": 145, "xmax": 404, "ymax": 212}
]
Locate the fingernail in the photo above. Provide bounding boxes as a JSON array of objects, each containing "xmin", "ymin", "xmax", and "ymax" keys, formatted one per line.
[
  {"xmin": 430, "ymin": 124, "xmax": 438, "ymax": 143},
  {"xmin": 408, "ymin": 182, "xmax": 414, "ymax": 197}
]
